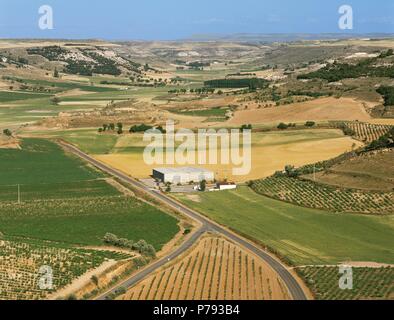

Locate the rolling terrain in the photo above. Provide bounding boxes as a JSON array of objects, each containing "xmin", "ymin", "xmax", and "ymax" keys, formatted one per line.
[{"xmin": 0, "ymin": 37, "xmax": 394, "ymax": 300}]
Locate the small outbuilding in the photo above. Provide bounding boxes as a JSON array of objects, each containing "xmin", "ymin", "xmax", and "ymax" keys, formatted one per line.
[
  {"xmin": 216, "ymin": 182, "xmax": 237, "ymax": 191},
  {"xmin": 153, "ymin": 167, "xmax": 214, "ymax": 184}
]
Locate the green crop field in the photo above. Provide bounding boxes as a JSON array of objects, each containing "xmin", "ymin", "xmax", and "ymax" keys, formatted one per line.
[
  {"xmin": 0, "ymin": 138, "xmax": 179, "ymax": 249},
  {"xmin": 0, "ymin": 91, "xmax": 53, "ymax": 102},
  {"xmin": 35, "ymin": 129, "xmax": 120, "ymax": 154},
  {"xmin": 0, "ymin": 138, "xmax": 103, "ymax": 186},
  {"xmin": 0, "ymin": 196, "xmax": 179, "ymax": 249},
  {"xmin": 0, "ymin": 137, "xmax": 180, "ymax": 299},
  {"xmin": 174, "ymin": 186, "xmax": 394, "ymax": 265}
]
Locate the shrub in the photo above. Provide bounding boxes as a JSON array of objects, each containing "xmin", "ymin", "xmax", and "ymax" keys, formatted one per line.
[
  {"xmin": 305, "ymin": 121, "xmax": 316, "ymax": 127},
  {"xmin": 277, "ymin": 123, "xmax": 288, "ymax": 130}
]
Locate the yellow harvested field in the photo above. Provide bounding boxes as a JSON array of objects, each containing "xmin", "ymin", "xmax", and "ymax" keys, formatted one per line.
[
  {"xmin": 121, "ymin": 236, "xmax": 291, "ymax": 300},
  {"xmin": 368, "ymin": 118, "xmax": 394, "ymax": 126},
  {"xmin": 228, "ymin": 97, "xmax": 371, "ymax": 125},
  {"xmin": 94, "ymin": 129, "xmax": 363, "ymax": 182}
]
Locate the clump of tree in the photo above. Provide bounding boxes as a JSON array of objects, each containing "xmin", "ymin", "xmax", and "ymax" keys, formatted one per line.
[
  {"xmin": 336, "ymin": 123, "xmax": 355, "ymax": 136},
  {"xmin": 116, "ymin": 122, "xmax": 123, "ymax": 134},
  {"xmin": 103, "ymin": 233, "xmax": 156, "ymax": 257},
  {"xmin": 240, "ymin": 124, "xmax": 252, "ymax": 132},
  {"xmin": 377, "ymin": 86, "xmax": 394, "ymax": 106},
  {"xmin": 99, "ymin": 123, "xmax": 117, "ymax": 133},
  {"xmin": 129, "ymin": 124, "xmax": 153, "ymax": 133},
  {"xmin": 298, "ymin": 56, "xmax": 394, "ymax": 82},
  {"xmin": 273, "ymin": 165, "xmax": 301, "ymax": 178},
  {"xmin": 284, "ymin": 165, "xmax": 300, "ymax": 178},
  {"xmin": 165, "ymin": 182, "xmax": 172, "ymax": 193},
  {"xmin": 277, "ymin": 123, "xmax": 296, "ymax": 130},
  {"xmin": 2, "ymin": 129, "xmax": 12, "ymax": 136},
  {"xmin": 199, "ymin": 180, "xmax": 207, "ymax": 192},
  {"xmin": 50, "ymin": 97, "xmax": 60, "ymax": 105},
  {"xmin": 378, "ymin": 49, "xmax": 394, "ymax": 58},
  {"xmin": 365, "ymin": 127, "xmax": 394, "ymax": 151},
  {"xmin": 305, "ymin": 121, "xmax": 316, "ymax": 127},
  {"xmin": 204, "ymin": 78, "xmax": 268, "ymax": 90}
]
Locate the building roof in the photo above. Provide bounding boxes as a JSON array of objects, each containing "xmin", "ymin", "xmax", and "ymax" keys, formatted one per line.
[{"xmin": 153, "ymin": 167, "xmax": 213, "ymax": 174}]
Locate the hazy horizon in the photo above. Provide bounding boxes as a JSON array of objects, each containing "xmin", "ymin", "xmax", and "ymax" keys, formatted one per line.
[{"xmin": 0, "ymin": 0, "xmax": 393, "ymax": 40}]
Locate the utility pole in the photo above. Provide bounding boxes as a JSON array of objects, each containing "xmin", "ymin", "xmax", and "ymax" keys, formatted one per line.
[{"xmin": 17, "ymin": 184, "xmax": 21, "ymax": 204}]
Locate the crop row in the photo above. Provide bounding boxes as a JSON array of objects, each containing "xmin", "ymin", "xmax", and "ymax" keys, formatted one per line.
[
  {"xmin": 250, "ymin": 177, "xmax": 394, "ymax": 214},
  {"xmin": 122, "ymin": 237, "xmax": 290, "ymax": 300},
  {"xmin": 297, "ymin": 266, "xmax": 394, "ymax": 300},
  {"xmin": 337, "ymin": 121, "xmax": 393, "ymax": 143},
  {"xmin": 0, "ymin": 238, "xmax": 127, "ymax": 300}
]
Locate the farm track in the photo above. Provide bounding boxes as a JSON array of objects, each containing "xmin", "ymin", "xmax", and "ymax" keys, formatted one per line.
[{"xmin": 58, "ymin": 140, "xmax": 308, "ymax": 300}]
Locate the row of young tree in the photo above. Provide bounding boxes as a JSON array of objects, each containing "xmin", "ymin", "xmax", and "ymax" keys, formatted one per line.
[
  {"xmin": 103, "ymin": 233, "xmax": 156, "ymax": 257},
  {"xmin": 98, "ymin": 123, "xmax": 123, "ymax": 134},
  {"xmin": 204, "ymin": 78, "xmax": 268, "ymax": 90},
  {"xmin": 98, "ymin": 123, "xmax": 166, "ymax": 134},
  {"xmin": 168, "ymin": 88, "xmax": 217, "ymax": 94},
  {"xmin": 277, "ymin": 121, "xmax": 316, "ymax": 130}
]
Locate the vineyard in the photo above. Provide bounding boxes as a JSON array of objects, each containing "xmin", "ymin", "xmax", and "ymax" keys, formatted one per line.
[
  {"xmin": 297, "ymin": 266, "xmax": 394, "ymax": 300},
  {"xmin": 250, "ymin": 177, "xmax": 394, "ymax": 214},
  {"xmin": 0, "ymin": 238, "xmax": 129, "ymax": 300},
  {"xmin": 121, "ymin": 236, "xmax": 291, "ymax": 300},
  {"xmin": 335, "ymin": 121, "xmax": 393, "ymax": 143}
]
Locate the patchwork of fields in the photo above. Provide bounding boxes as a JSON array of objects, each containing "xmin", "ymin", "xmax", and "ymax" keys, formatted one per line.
[
  {"xmin": 175, "ymin": 187, "xmax": 394, "ymax": 266},
  {"xmin": 122, "ymin": 236, "xmax": 291, "ymax": 300},
  {"xmin": 0, "ymin": 138, "xmax": 179, "ymax": 299},
  {"xmin": 35, "ymin": 128, "xmax": 362, "ymax": 182}
]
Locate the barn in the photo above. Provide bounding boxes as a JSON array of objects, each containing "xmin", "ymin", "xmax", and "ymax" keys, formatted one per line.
[{"xmin": 153, "ymin": 167, "xmax": 214, "ymax": 184}]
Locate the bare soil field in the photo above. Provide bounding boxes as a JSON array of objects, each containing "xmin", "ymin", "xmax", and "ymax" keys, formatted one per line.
[
  {"xmin": 0, "ymin": 136, "xmax": 20, "ymax": 149},
  {"xmin": 228, "ymin": 97, "xmax": 371, "ymax": 125},
  {"xmin": 121, "ymin": 235, "xmax": 291, "ymax": 300}
]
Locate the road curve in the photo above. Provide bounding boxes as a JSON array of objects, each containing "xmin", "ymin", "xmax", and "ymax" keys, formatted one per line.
[{"xmin": 58, "ymin": 141, "xmax": 308, "ymax": 300}]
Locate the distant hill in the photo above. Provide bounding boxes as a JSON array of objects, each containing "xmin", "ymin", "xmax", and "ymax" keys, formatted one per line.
[{"xmin": 184, "ymin": 33, "xmax": 394, "ymax": 43}]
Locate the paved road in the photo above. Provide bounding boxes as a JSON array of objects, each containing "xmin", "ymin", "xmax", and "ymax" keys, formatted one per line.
[{"xmin": 59, "ymin": 141, "xmax": 307, "ymax": 300}]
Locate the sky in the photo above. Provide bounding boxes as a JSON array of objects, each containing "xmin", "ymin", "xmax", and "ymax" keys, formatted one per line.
[{"xmin": 0, "ymin": 0, "xmax": 393, "ymax": 40}]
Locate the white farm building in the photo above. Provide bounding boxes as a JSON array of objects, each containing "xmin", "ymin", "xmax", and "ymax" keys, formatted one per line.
[{"xmin": 153, "ymin": 167, "xmax": 214, "ymax": 184}]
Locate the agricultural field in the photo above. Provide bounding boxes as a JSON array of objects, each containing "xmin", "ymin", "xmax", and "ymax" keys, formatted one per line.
[
  {"xmin": 121, "ymin": 236, "xmax": 291, "ymax": 300},
  {"xmin": 228, "ymin": 97, "xmax": 372, "ymax": 126},
  {"xmin": 46, "ymin": 128, "xmax": 361, "ymax": 183},
  {"xmin": 302, "ymin": 149, "xmax": 394, "ymax": 191},
  {"xmin": 297, "ymin": 266, "xmax": 394, "ymax": 300},
  {"xmin": 0, "ymin": 237, "xmax": 129, "ymax": 300},
  {"xmin": 336, "ymin": 121, "xmax": 393, "ymax": 143},
  {"xmin": 0, "ymin": 137, "xmax": 180, "ymax": 299},
  {"xmin": 174, "ymin": 187, "xmax": 394, "ymax": 266},
  {"xmin": 250, "ymin": 176, "xmax": 394, "ymax": 215},
  {"xmin": 1, "ymin": 36, "xmax": 394, "ymax": 301}
]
